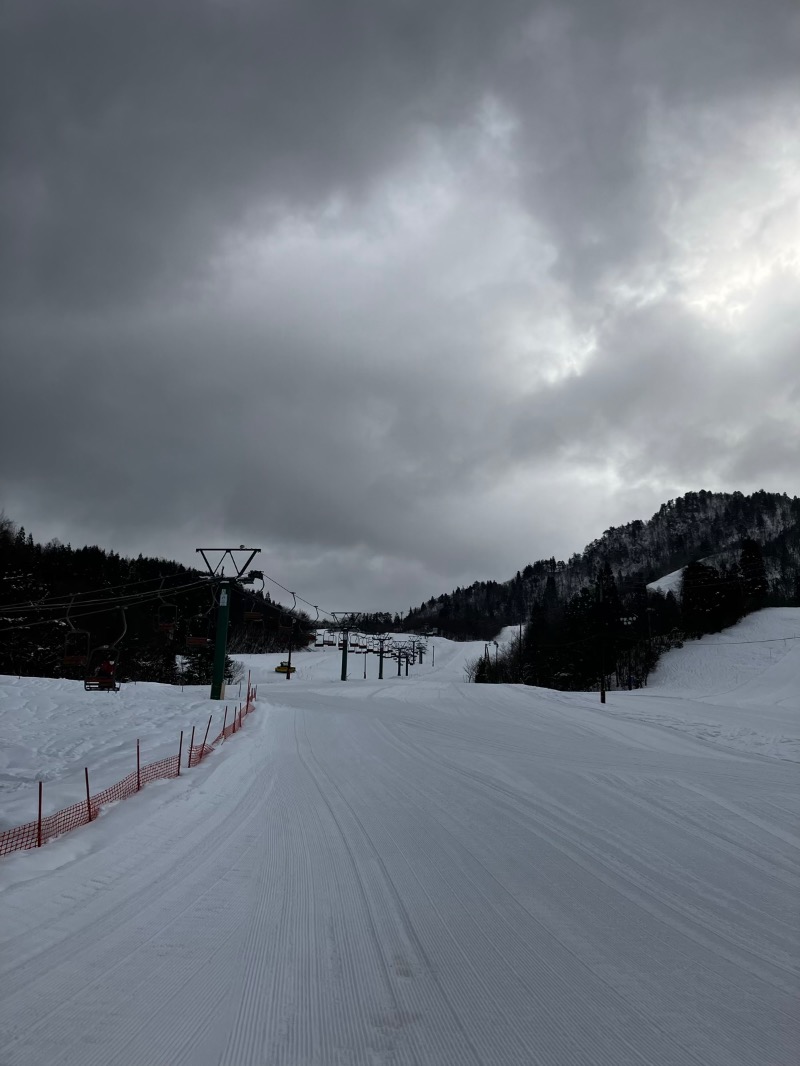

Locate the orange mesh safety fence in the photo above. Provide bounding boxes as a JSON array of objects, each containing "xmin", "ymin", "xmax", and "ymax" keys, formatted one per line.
[
  {"xmin": 91, "ymin": 769, "xmax": 139, "ymax": 809},
  {"xmin": 0, "ymin": 686, "xmax": 257, "ymax": 858},
  {"xmin": 211, "ymin": 697, "xmax": 255, "ymax": 745},
  {"xmin": 0, "ymin": 755, "xmax": 181, "ymax": 856},
  {"xmin": 139, "ymin": 754, "xmax": 181, "ymax": 786},
  {"xmin": 41, "ymin": 798, "xmax": 93, "ymax": 844},
  {"xmin": 0, "ymin": 819, "xmax": 39, "ymax": 855},
  {"xmin": 188, "ymin": 744, "xmax": 214, "ymax": 768}
]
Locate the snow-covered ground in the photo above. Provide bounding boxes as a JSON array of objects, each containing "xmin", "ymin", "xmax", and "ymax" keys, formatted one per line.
[
  {"xmin": 646, "ymin": 566, "xmax": 684, "ymax": 595},
  {"xmin": 0, "ymin": 614, "xmax": 798, "ymax": 1065},
  {"xmin": 618, "ymin": 607, "xmax": 800, "ymax": 762}
]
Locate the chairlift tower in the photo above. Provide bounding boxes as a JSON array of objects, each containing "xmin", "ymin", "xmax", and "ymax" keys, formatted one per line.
[
  {"xmin": 196, "ymin": 547, "xmax": 261, "ymax": 700},
  {"xmin": 331, "ymin": 612, "xmax": 362, "ymax": 680}
]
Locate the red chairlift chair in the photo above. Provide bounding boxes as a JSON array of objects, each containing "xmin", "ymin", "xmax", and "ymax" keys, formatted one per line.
[{"xmin": 84, "ymin": 608, "xmax": 126, "ymax": 692}]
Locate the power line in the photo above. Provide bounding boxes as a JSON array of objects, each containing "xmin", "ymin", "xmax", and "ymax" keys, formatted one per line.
[
  {"xmin": 0, "ymin": 577, "xmax": 214, "ymax": 635},
  {"xmin": 0, "ymin": 569, "xmax": 205, "ymax": 615},
  {"xmin": 666, "ymin": 633, "xmax": 800, "ymax": 647},
  {"xmin": 515, "ymin": 626, "xmax": 800, "ymax": 651}
]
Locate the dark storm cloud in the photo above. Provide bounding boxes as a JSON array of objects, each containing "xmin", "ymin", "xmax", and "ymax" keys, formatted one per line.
[
  {"xmin": 1, "ymin": 0, "xmax": 525, "ymax": 309},
  {"xmin": 4, "ymin": 0, "xmax": 797, "ymax": 307},
  {"xmin": 2, "ymin": 0, "xmax": 799, "ymax": 610}
]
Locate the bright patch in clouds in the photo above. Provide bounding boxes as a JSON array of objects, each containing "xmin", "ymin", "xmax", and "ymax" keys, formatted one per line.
[{"xmin": 652, "ymin": 93, "xmax": 800, "ymax": 325}]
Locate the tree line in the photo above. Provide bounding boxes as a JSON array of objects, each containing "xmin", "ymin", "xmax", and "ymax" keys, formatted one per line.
[
  {"xmin": 0, "ymin": 515, "xmax": 314, "ymax": 683},
  {"xmin": 469, "ymin": 538, "xmax": 773, "ymax": 689}
]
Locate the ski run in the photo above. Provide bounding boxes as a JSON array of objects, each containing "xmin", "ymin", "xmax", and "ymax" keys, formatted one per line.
[{"xmin": 1, "ymin": 609, "xmax": 798, "ymax": 1066}]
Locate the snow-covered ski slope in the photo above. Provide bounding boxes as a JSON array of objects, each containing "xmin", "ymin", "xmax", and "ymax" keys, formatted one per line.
[{"xmin": 1, "ymin": 613, "xmax": 798, "ymax": 1065}]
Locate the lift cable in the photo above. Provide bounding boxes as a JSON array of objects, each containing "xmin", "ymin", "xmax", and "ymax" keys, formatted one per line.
[
  {"xmin": 0, "ymin": 570, "xmax": 208, "ymax": 615},
  {"xmin": 0, "ymin": 577, "xmax": 216, "ymax": 636}
]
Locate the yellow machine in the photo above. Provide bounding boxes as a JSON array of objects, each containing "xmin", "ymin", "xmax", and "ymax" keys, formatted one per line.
[{"xmin": 275, "ymin": 661, "xmax": 296, "ymax": 674}]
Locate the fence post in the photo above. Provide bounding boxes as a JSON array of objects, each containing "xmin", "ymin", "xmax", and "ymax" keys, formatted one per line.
[
  {"xmin": 84, "ymin": 767, "xmax": 92, "ymax": 823},
  {"xmin": 189, "ymin": 725, "xmax": 196, "ymax": 769},
  {"xmin": 37, "ymin": 781, "xmax": 43, "ymax": 847},
  {"xmin": 136, "ymin": 739, "xmax": 141, "ymax": 792},
  {"xmin": 177, "ymin": 730, "xmax": 183, "ymax": 776},
  {"xmin": 222, "ymin": 706, "xmax": 228, "ymax": 739},
  {"xmin": 201, "ymin": 714, "xmax": 212, "ymax": 761}
]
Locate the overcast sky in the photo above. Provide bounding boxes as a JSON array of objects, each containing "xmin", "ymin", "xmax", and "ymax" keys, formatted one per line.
[{"xmin": 2, "ymin": 0, "xmax": 799, "ymax": 614}]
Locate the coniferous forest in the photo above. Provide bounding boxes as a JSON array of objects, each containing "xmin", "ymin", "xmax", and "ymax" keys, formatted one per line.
[{"xmin": 0, "ymin": 514, "xmax": 314, "ymax": 682}]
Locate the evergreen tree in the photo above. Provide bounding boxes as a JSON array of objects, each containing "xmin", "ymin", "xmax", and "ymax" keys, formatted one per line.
[
  {"xmin": 738, "ymin": 538, "xmax": 768, "ymax": 610},
  {"xmin": 681, "ymin": 561, "xmax": 740, "ymax": 636}
]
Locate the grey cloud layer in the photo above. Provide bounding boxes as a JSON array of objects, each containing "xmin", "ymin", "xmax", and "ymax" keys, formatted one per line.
[{"xmin": 2, "ymin": 0, "xmax": 798, "ymax": 610}]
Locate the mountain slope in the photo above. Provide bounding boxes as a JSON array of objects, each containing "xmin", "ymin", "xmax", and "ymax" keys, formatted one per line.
[{"xmin": 405, "ymin": 490, "xmax": 800, "ymax": 638}]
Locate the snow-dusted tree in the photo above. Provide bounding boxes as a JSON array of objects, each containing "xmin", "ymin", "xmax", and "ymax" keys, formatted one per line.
[{"xmin": 738, "ymin": 538, "xmax": 768, "ymax": 610}]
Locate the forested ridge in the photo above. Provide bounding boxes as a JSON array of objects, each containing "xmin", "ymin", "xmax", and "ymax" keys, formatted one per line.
[
  {"xmin": 401, "ymin": 490, "xmax": 800, "ymax": 690},
  {"xmin": 0, "ymin": 515, "xmax": 313, "ymax": 682}
]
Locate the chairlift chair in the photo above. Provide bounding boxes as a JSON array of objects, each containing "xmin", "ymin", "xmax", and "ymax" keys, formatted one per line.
[
  {"xmin": 84, "ymin": 607, "xmax": 126, "ymax": 692},
  {"xmin": 64, "ymin": 628, "xmax": 90, "ymax": 667},
  {"xmin": 157, "ymin": 603, "xmax": 178, "ymax": 636},
  {"xmin": 63, "ymin": 597, "xmax": 91, "ymax": 666},
  {"xmin": 84, "ymin": 648, "xmax": 121, "ymax": 691},
  {"xmin": 187, "ymin": 615, "xmax": 212, "ymax": 647}
]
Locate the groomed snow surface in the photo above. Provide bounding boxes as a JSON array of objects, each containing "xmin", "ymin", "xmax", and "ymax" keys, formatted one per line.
[{"xmin": 1, "ymin": 612, "xmax": 798, "ymax": 1065}]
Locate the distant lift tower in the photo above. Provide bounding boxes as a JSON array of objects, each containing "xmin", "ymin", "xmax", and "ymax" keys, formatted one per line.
[{"xmin": 331, "ymin": 612, "xmax": 362, "ymax": 680}]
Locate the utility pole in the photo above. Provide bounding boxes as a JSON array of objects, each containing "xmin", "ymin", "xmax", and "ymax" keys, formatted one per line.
[
  {"xmin": 285, "ymin": 620, "xmax": 295, "ymax": 680},
  {"xmin": 378, "ymin": 636, "xmax": 386, "ymax": 680},
  {"xmin": 598, "ymin": 579, "xmax": 606, "ymax": 704},
  {"xmin": 196, "ymin": 547, "xmax": 260, "ymax": 701}
]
